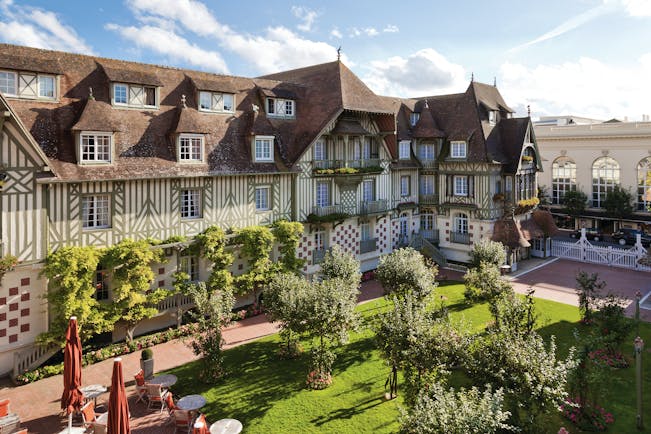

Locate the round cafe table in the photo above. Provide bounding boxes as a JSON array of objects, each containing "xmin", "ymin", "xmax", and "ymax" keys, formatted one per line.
[
  {"xmin": 210, "ymin": 418, "xmax": 243, "ymax": 434},
  {"xmin": 148, "ymin": 374, "xmax": 178, "ymax": 388},
  {"xmin": 80, "ymin": 384, "xmax": 108, "ymax": 407},
  {"xmin": 176, "ymin": 394, "xmax": 206, "ymax": 411}
]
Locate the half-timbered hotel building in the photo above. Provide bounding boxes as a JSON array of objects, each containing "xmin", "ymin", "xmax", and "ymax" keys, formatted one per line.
[{"xmin": 0, "ymin": 43, "xmax": 548, "ymax": 377}]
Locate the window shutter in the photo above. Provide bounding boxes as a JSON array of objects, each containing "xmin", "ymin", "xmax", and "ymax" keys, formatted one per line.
[{"xmin": 468, "ymin": 176, "xmax": 475, "ymax": 198}]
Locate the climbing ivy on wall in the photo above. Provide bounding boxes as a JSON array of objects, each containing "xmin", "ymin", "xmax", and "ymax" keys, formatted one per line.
[
  {"xmin": 273, "ymin": 220, "xmax": 306, "ymax": 274},
  {"xmin": 233, "ymin": 225, "xmax": 276, "ymax": 297},
  {"xmin": 195, "ymin": 225, "xmax": 234, "ymax": 292}
]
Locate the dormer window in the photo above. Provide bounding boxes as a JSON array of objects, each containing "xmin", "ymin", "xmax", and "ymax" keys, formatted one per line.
[
  {"xmin": 450, "ymin": 141, "xmax": 467, "ymax": 158},
  {"xmin": 199, "ymin": 91, "xmax": 234, "ymax": 113},
  {"xmin": 112, "ymin": 83, "xmax": 157, "ymax": 108},
  {"xmin": 254, "ymin": 136, "xmax": 274, "ymax": 162},
  {"xmin": 0, "ymin": 70, "xmax": 57, "ymax": 100},
  {"xmin": 488, "ymin": 110, "xmax": 497, "ymax": 125},
  {"xmin": 399, "ymin": 140, "xmax": 411, "ymax": 160},
  {"xmin": 178, "ymin": 134, "xmax": 204, "ymax": 163},
  {"xmin": 79, "ymin": 132, "xmax": 112, "ymax": 164},
  {"xmin": 266, "ymin": 98, "xmax": 295, "ymax": 118},
  {"xmin": 410, "ymin": 112, "xmax": 420, "ymax": 126}
]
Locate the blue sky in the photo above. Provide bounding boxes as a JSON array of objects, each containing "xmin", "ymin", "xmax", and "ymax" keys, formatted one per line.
[{"xmin": 1, "ymin": 0, "xmax": 650, "ymax": 119}]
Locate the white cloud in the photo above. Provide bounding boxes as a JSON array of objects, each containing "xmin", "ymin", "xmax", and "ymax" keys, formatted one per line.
[
  {"xmin": 364, "ymin": 48, "xmax": 467, "ymax": 97},
  {"xmin": 330, "ymin": 27, "xmax": 343, "ymax": 39},
  {"xmin": 499, "ymin": 56, "xmax": 651, "ymax": 120},
  {"xmin": 291, "ymin": 6, "xmax": 318, "ymax": 32},
  {"xmin": 116, "ymin": 0, "xmax": 343, "ymax": 74},
  {"xmin": 349, "ymin": 27, "xmax": 380, "ymax": 37},
  {"xmin": 0, "ymin": 0, "xmax": 93, "ymax": 54},
  {"xmin": 383, "ymin": 25, "xmax": 399, "ymax": 33},
  {"xmin": 105, "ymin": 23, "xmax": 229, "ymax": 73},
  {"xmin": 619, "ymin": 0, "xmax": 651, "ymax": 16}
]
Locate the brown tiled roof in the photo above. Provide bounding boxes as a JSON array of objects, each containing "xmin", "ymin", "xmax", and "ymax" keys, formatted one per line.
[
  {"xmin": 411, "ymin": 103, "xmax": 445, "ymax": 138},
  {"xmin": 100, "ymin": 64, "xmax": 163, "ymax": 87},
  {"xmin": 257, "ymin": 86, "xmax": 299, "ymax": 100},
  {"xmin": 470, "ymin": 82, "xmax": 514, "ymax": 113},
  {"xmin": 188, "ymin": 75, "xmax": 241, "ymax": 94},
  {"xmin": 71, "ymin": 98, "xmax": 123, "ymax": 131},
  {"xmin": 0, "ymin": 52, "xmax": 63, "ymax": 74},
  {"xmin": 532, "ymin": 209, "xmax": 560, "ymax": 237},
  {"xmin": 330, "ymin": 119, "xmax": 371, "ymax": 135},
  {"xmin": 519, "ymin": 218, "xmax": 544, "ymax": 240},
  {"xmin": 172, "ymin": 106, "xmax": 210, "ymax": 134},
  {"xmin": 486, "ymin": 117, "xmax": 531, "ymax": 173},
  {"xmin": 492, "ymin": 218, "xmax": 531, "ymax": 248}
]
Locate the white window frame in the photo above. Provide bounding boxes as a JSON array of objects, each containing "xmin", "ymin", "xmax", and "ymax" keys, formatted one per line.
[
  {"xmin": 198, "ymin": 91, "xmax": 235, "ymax": 113},
  {"xmin": 552, "ymin": 157, "xmax": 576, "ymax": 205},
  {"xmin": 82, "ymin": 195, "xmax": 111, "ymax": 230},
  {"xmin": 314, "ymin": 229, "xmax": 327, "ymax": 251},
  {"xmin": 362, "ymin": 180, "xmax": 375, "ymax": 203},
  {"xmin": 0, "ymin": 70, "xmax": 17, "ymax": 96},
  {"xmin": 454, "ymin": 175, "xmax": 468, "ymax": 196},
  {"xmin": 178, "ymin": 134, "xmax": 204, "ymax": 163},
  {"xmin": 266, "ymin": 97, "xmax": 296, "ymax": 118},
  {"xmin": 181, "ymin": 189, "xmax": 202, "ymax": 219},
  {"xmin": 638, "ymin": 157, "xmax": 651, "ymax": 211},
  {"xmin": 419, "ymin": 143, "xmax": 435, "ymax": 161},
  {"xmin": 360, "ymin": 222, "xmax": 372, "ymax": 241},
  {"xmin": 180, "ymin": 256, "xmax": 200, "ymax": 282},
  {"xmin": 38, "ymin": 75, "xmax": 55, "ymax": 99},
  {"xmin": 254, "ymin": 136, "xmax": 274, "ymax": 162},
  {"xmin": 400, "ymin": 175, "xmax": 410, "ymax": 197},
  {"xmin": 450, "ymin": 141, "xmax": 467, "ymax": 158},
  {"xmin": 410, "ymin": 112, "xmax": 420, "ymax": 127},
  {"xmin": 316, "ymin": 181, "xmax": 330, "ymax": 208},
  {"xmin": 1, "ymin": 71, "xmax": 57, "ymax": 99},
  {"xmin": 313, "ymin": 139, "xmax": 326, "ymax": 161},
  {"xmin": 421, "ymin": 212, "xmax": 434, "ymax": 230},
  {"xmin": 112, "ymin": 82, "xmax": 158, "ymax": 108},
  {"xmin": 454, "ymin": 213, "xmax": 469, "ymax": 234},
  {"xmin": 255, "ymin": 186, "xmax": 271, "ymax": 211},
  {"xmin": 399, "ymin": 140, "xmax": 411, "ymax": 160},
  {"xmin": 79, "ymin": 132, "xmax": 112, "ymax": 164},
  {"xmin": 488, "ymin": 110, "xmax": 497, "ymax": 125},
  {"xmin": 592, "ymin": 157, "xmax": 620, "ymax": 208}
]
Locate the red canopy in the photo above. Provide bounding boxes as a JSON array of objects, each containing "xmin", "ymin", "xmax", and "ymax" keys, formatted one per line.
[
  {"xmin": 107, "ymin": 358, "xmax": 130, "ymax": 434},
  {"xmin": 61, "ymin": 317, "xmax": 84, "ymax": 414}
]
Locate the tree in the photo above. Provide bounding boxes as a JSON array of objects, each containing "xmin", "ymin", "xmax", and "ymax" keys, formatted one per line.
[
  {"xmin": 575, "ymin": 271, "xmax": 606, "ymax": 324},
  {"xmin": 468, "ymin": 240, "xmax": 506, "ymax": 269},
  {"xmin": 376, "ymin": 248, "xmax": 437, "ymax": 300},
  {"xmin": 319, "ymin": 244, "xmax": 361, "ymax": 288},
  {"xmin": 272, "ymin": 220, "xmax": 306, "ymax": 274},
  {"xmin": 265, "ymin": 272, "xmax": 310, "ymax": 358},
  {"xmin": 303, "ymin": 277, "xmax": 360, "ymax": 389},
  {"xmin": 537, "ymin": 185, "xmax": 551, "ymax": 208},
  {"xmin": 399, "ymin": 384, "xmax": 516, "ymax": 434},
  {"xmin": 563, "ymin": 190, "xmax": 588, "ymax": 218},
  {"xmin": 195, "ymin": 225, "xmax": 233, "ymax": 292},
  {"xmin": 40, "ymin": 246, "xmax": 112, "ymax": 345},
  {"xmin": 185, "ymin": 281, "xmax": 235, "ymax": 382},
  {"xmin": 234, "ymin": 226, "xmax": 275, "ymax": 298},
  {"xmin": 103, "ymin": 239, "xmax": 168, "ymax": 342},
  {"xmin": 463, "ymin": 262, "xmax": 512, "ymax": 307},
  {"xmin": 603, "ymin": 185, "xmax": 634, "ymax": 220}
]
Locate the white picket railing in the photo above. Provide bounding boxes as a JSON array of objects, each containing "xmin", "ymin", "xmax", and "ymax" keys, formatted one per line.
[{"xmin": 551, "ymin": 235, "xmax": 650, "ymax": 272}]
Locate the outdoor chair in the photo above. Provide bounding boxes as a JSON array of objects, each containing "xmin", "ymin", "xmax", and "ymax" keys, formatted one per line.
[
  {"xmin": 192, "ymin": 414, "xmax": 208, "ymax": 434},
  {"xmin": 134, "ymin": 369, "xmax": 147, "ymax": 404},
  {"xmin": 171, "ymin": 408, "xmax": 193, "ymax": 433},
  {"xmin": 80, "ymin": 401, "xmax": 107, "ymax": 434},
  {"xmin": 0, "ymin": 399, "xmax": 20, "ymax": 434},
  {"xmin": 145, "ymin": 383, "xmax": 169, "ymax": 412}
]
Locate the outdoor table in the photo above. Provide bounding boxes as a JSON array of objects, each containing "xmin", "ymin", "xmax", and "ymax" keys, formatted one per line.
[
  {"xmin": 80, "ymin": 384, "xmax": 108, "ymax": 407},
  {"xmin": 176, "ymin": 394, "xmax": 207, "ymax": 411},
  {"xmin": 148, "ymin": 374, "xmax": 178, "ymax": 388},
  {"xmin": 210, "ymin": 418, "xmax": 243, "ymax": 434}
]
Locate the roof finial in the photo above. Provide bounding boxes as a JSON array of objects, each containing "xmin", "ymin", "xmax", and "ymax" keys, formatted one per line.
[
  {"xmin": 424, "ymin": 99, "xmax": 429, "ymax": 109},
  {"xmin": 252, "ymin": 104, "xmax": 259, "ymax": 113},
  {"xmin": 88, "ymin": 86, "xmax": 94, "ymax": 100},
  {"xmin": 527, "ymin": 104, "xmax": 531, "ymax": 117},
  {"xmin": 337, "ymin": 46, "xmax": 342, "ymax": 61},
  {"xmin": 471, "ymin": 72, "xmax": 474, "ymax": 82},
  {"xmin": 181, "ymin": 94, "xmax": 187, "ymax": 108},
  {"xmin": 493, "ymin": 76, "xmax": 497, "ymax": 87}
]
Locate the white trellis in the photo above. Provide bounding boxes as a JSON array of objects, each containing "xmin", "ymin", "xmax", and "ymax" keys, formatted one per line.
[{"xmin": 551, "ymin": 229, "xmax": 651, "ymax": 272}]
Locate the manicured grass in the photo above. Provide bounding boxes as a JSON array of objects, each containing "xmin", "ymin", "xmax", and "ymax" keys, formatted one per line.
[{"xmin": 168, "ymin": 282, "xmax": 651, "ymax": 433}]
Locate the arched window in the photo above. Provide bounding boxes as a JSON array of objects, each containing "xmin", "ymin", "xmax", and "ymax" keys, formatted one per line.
[
  {"xmin": 552, "ymin": 157, "xmax": 576, "ymax": 205},
  {"xmin": 592, "ymin": 157, "xmax": 620, "ymax": 208},
  {"xmin": 638, "ymin": 157, "xmax": 651, "ymax": 211}
]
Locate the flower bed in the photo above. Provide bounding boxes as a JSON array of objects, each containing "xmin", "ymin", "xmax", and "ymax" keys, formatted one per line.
[
  {"xmin": 588, "ymin": 348, "xmax": 629, "ymax": 368},
  {"xmin": 560, "ymin": 397, "xmax": 614, "ymax": 431},
  {"xmin": 306, "ymin": 370, "xmax": 333, "ymax": 390}
]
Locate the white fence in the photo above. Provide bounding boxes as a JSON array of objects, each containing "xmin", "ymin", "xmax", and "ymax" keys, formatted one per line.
[{"xmin": 551, "ymin": 237, "xmax": 651, "ymax": 272}]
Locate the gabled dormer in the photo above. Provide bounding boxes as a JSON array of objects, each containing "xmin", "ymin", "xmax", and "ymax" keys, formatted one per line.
[
  {"xmin": 71, "ymin": 93, "xmax": 121, "ymax": 165},
  {"xmin": 170, "ymin": 96, "xmax": 208, "ymax": 164},
  {"xmin": 102, "ymin": 64, "xmax": 162, "ymax": 109},
  {"xmin": 258, "ymin": 86, "xmax": 297, "ymax": 119},
  {"xmin": 0, "ymin": 54, "xmax": 62, "ymax": 101},
  {"xmin": 189, "ymin": 76, "xmax": 237, "ymax": 114}
]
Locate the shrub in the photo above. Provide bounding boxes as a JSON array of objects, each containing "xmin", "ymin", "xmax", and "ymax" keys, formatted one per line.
[
  {"xmin": 468, "ymin": 240, "xmax": 506, "ymax": 269},
  {"xmin": 376, "ymin": 248, "xmax": 437, "ymax": 301},
  {"xmin": 141, "ymin": 348, "xmax": 153, "ymax": 360}
]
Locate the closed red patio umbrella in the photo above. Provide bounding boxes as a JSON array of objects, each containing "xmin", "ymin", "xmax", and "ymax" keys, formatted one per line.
[
  {"xmin": 107, "ymin": 357, "xmax": 130, "ymax": 434},
  {"xmin": 61, "ymin": 316, "xmax": 84, "ymax": 432}
]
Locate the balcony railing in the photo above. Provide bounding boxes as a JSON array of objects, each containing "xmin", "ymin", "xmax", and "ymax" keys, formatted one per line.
[
  {"xmin": 360, "ymin": 199, "xmax": 389, "ymax": 215},
  {"xmin": 419, "ymin": 193, "xmax": 437, "ymax": 205},
  {"xmin": 420, "ymin": 159, "xmax": 437, "ymax": 169},
  {"xmin": 395, "ymin": 195, "xmax": 418, "ymax": 209},
  {"xmin": 311, "ymin": 204, "xmax": 355, "ymax": 217},
  {"xmin": 313, "ymin": 159, "xmax": 382, "ymax": 171},
  {"xmin": 349, "ymin": 158, "xmax": 381, "ymax": 168},
  {"xmin": 313, "ymin": 248, "xmax": 328, "ymax": 264},
  {"xmin": 450, "ymin": 231, "xmax": 471, "ymax": 244},
  {"xmin": 420, "ymin": 229, "xmax": 439, "ymax": 243},
  {"xmin": 360, "ymin": 238, "xmax": 378, "ymax": 254}
]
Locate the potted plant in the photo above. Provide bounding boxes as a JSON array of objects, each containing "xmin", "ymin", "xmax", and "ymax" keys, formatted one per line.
[{"xmin": 140, "ymin": 348, "xmax": 154, "ymax": 379}]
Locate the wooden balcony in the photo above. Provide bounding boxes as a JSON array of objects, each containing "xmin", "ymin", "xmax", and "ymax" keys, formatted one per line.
[
  {"xmin": 359, "ymin": 238, "xmax": 378, "ymax": 254},
  {"xmin": 311, "ymin": 204, "xmax": 355, "ymax": 217},
  {"xmin": 359, "ymin": 199, "xmax": 389, "ymax": 215},
  {"xmin": 450, "ymin": 231, "xmax": 471, "ymax": 244},
  {"xmin": 395, "ymin": 195, "xmax": 418, "ymax": 210},
  {"xmin": 419, "ymin": 193, "xmax": 437, "ymax": 205}
]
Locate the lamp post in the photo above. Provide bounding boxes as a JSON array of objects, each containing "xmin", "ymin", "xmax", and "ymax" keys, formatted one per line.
[
  {"xmin": 634, "ymin": 336, "xmax": 644, "ymax": 430},
  {"xmin": 636, "ymin": 290, "xmax": 642, "ymax": 336}
]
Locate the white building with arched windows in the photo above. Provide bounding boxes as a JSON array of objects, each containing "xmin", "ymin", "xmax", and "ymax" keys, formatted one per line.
[{"xmin": 535, "ymin": 119, "xmax": 651, "ymax": 233}]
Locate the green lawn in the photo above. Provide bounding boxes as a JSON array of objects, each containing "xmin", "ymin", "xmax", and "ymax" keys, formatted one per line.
[{"xmin": 168, "ymin": 282, "xmax": 651, "ymax": 433}]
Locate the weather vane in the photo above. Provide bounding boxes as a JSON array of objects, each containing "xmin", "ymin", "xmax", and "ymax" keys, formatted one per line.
[{"xmin": 337, "ymin": 46, "xmax": 342, "ymax": 61}]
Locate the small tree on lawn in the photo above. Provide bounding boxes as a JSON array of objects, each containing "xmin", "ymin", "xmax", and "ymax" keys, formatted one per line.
[
  {"xmin": 603, "ymin": 185, "xmax": 634, "ymax": 220},
  {"xmin": 468, "ymin": 240, "xmax": 506, "ymax": 269},
  {"xmin": 563, "ymin": 190, "xmax": 588, "ymax": 219},
  {"xmin": 303, "ymin": 277, "xmax": 360, "ymax": 389},
  {"xmin": 399, "ymin": 384, "xmax": 516, "ymax": 434},
  {"xmin": 185, "ymin": 281, "xmax": 235, "ymax": 382},
  {"xmin": 376, "ymin": 248, "xmax": 437, "ymax": 301},
  {"xmin": 463, "ymin": 262, "xmax": 513, "ymax": 326},
  {"xmin": 103, "ymin": 239, "xmax": 168, "ymax": 342},
  {"xmin": 40, "ymin": 246, "xmax": 113, "ymax": 345},
  {"xmin": 265, "ymin": 272, "xmax": 310, "ymax": 358},
  {"xmin": 575, "ymin": 271, "xmax": 606, "ymax": 324},
  {"xmin": 319, "ymin": 244, "xmax": 361, "ymax": 288}
]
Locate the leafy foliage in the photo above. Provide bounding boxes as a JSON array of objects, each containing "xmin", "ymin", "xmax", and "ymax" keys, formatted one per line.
[
  {"xmin": 463, "ymin": 262, "xmax": 512, "ymax": 305},
  {"xmin": 563, "ymin": 190, "xmax": 588, "ymax": 217},
  {"xmin": 195, "ymin": 225, "xmax": 234, "ymax": 292},
  {"xmin": 593, "ymin": 294, "xmax": 634, "ymax": 354},
  {"xmin": 272, "ymin": 220, "xmax": 306, "ymax": 274},
  {"xmin": 234, "ymin": 226, "xmax": 275, "ymax": 296},
  {"xmin": 575, "ymin": 271, "xmax": 606, "ymax": 323},
  {"xmin": 603, "ymin": 185, "xmax": 634, "ymax": 219},
  {"xmin": 0, "ymin": 254, "xmax": 17, "ymax": 284},
  {"xmin": 103, "ymin": 239, "xmax": 168, "ymax": 342},
  {"xmin": 40, "ymin": 246, "xmax": 111, "ymax": 345},
  {"xmin": 399, "ymin": 384, "xmax": 516, "ymax": 434},
  {"xmin": 376, "ymin": 248, "xmax": 437, "ymax": 300},
  {"xmin": 185, "ymin": 281, "xmax": 235, "ymax": 382},
  {"xmin": 490, "ymin": 289, "xmax": 538, "ymax": 338},
  {"xmin": 468, "ymin": 240, "xmax": 506, "ymax": 269},
  {"xmin": 319, "ymin": 244, "xmax": 361, "ymax": 288}
]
